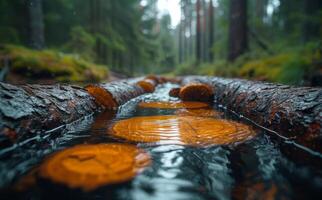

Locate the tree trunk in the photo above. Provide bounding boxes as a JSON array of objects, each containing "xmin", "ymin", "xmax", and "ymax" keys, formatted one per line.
[
  {"xmin": 0, "ymin": 83, "xmax": 99, "ymax": 147},
  {"xmin": 179, "ymin": 19, "xmax": 184, "ymax": 64},
  {"xmin": 228, "ymin": 0, "xmax": 248, "ymax": 61},
  {"xmin": 208, "ymin": 0, "xmax": 214, "ymax": 62},
  {"xmin": 27, "ymin": 0, "xmax": 45, "ymax": 49},
  {"xmin": 201, "ymin": 0, "xmax": 206, "ymax": 62},
  {"xmin": 196, "ymin": 0, "xmax": 202, "ymax": 63},
  {"xmin": 188, "ymin": 0, "xmax": 194, "ymax": 59},
  {"xmin": 302, "ymin": 0, "xmax": 322, "ymax": 42},
  {"xmin": 179, "ymin": 76, "xmax": 322, "ymax": 153},
  {"xmin": 0, "ymin": 77, "xmax": 161, "ymax": 147},
  {"xmin": 85, "ymin": 77, "xmax": 161, "ymax": 110}
]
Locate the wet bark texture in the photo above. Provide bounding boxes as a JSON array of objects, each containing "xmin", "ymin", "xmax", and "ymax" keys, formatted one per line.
[
  {"xmin": 0, "ymin": 83, "xmax": 99, "ymax": 146},
  {"xmin": 181, "ymin": 76, "xmax": 322, "ymax": 152},
  {"xmin": 0, "ymin": 77, "xmax": 162, "ymax": 146},
  {"xmin": 86, "ymin": 79, "xmax": 146, "ymax": 110}
]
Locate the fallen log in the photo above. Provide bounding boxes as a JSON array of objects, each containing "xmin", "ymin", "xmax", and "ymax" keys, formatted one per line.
[
  {"xmin": 0, "ymin": 77, "xmax": 160, "ymax": 147},
  {"xmin": 0, "ymin": 83, "xmax": 99, "ymax": 147},
  {"xmin": 136, "ymin": 78, "xmax": 157, "ymax": 93},
  {"xmin": 180, "ymin": 76, "xmax": 322, "ymax": 153},
  {"xmin": 85, "ymin": 78, "xmax": 149, "ymax": 110},
  {"xmin": 178, "ymin": 82, "xmax": 214, "ymax": 102},
  {"xmin": 169, "ymin": 88, "xmax": 180, "ymax": 98}
]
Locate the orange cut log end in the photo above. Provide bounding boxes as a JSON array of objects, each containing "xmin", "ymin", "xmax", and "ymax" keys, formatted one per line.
[
  {"xmin": 169, "ymin": 88, "xmax": 180, "ymax": 98},
  {"xmin": 138, "ymin": 101, "xmax": 209, "ymax": 109},
  {"xmin": 85, "ymin": 85, "xmax": 118, "ymax": 109},
  {"xmin": 179, "ymin": 83, "xmax": 214, "ymax": 102},
  {"xmin": 110, "ymin": 115, "xmax": 256, "ymax": 146},
  {"xmin": 39, "ymin": 144, "xmax": 151, "ymax": 191},
  {"xmin": 137, "ymin": 79, "xmax": 157, "ymax": 93},
  {"xmin": 175, "ymin": 108, "xmax": 222, "ymax": 118}
]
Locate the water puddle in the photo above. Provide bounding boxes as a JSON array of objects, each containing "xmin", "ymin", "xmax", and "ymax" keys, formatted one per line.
[{"xmin": 0, "ymin": 83, "xmax": 321, "ymax": 199}]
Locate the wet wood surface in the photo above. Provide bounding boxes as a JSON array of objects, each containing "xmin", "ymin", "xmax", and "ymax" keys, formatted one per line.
[
  {"xmin": 180, "ymin": 76, "xmax": 322, "ymax": 152},
  {"xmin": 0, "ymin": 83, "xmax": 99, "ymax": 146},
  {"xmin": 0, "ymin": 77, "xmax": 160, "ymax": 147}
]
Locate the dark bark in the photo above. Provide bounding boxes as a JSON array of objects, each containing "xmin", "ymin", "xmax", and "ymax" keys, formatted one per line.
[
  {"xmin": 302, "ymin": 0, "xmax": 322, "ymax": 42},
  {"xmin": 228, "ymin": 0, "xmax": 248, "ymax": 61},
  {"xmin": 201, "ymin": 0, "xmax": 206, "ymax": 62},
  {"xmin": 187, "ymin": 0, "xmax": 193, "ymax": 59},
  {"xmin": 85, "ymin": 78, "xmax": 148, "ymax": 110},
  {"xmin": 0, "ymin": 77, "xmax": 160, "ymax": 147},
  {"xmin": 0, "ymin": 83, "xmax": 99, "ymax": 146},
  {"xmin": 196, "ymin": 0, "xmax": 201, "ymax": 63},
  {"xmin": 27, "ymin": 0, "xmax": 45, "ymax": 49},
  {"xmin": 180, "ymin": 76, "xmax": 322, "ymax": 153},
  {"xmin": 208, "ymin": 0, "xmax": 214, "ymax": 62},
  {"xmin": 179, "ymin": 22, "xmax": 184, "ymax": 64}
]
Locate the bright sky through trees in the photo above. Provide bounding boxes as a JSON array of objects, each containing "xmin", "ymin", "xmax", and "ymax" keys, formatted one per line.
[{"xmin": 157, "ymin": 0, "xmax": 181, "ymax": 27}]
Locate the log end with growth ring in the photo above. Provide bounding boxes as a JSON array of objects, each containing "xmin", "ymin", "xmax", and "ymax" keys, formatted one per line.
[
  {"xmin": 179, "ymin": 83, "xmax": 214, "ymax": 102},
  {"xmin": 175, "ymin": 108, "xmax": 222, "ymax": 118},
  {"xmin": 85, "ymin": 85, "xmax": 118, "ymax": 109},
  {"xmin": 136, "ymin": 79, "xmax": 157, "ymax": 93},
  {"xmin": 39, "ymin": 144, "xmax": 151, "ymax": 191},
  {"xmin": 111, "ymin": 115, "xmax": 255, "ymax": 146},
  {"xmin": 169, "ymin": 88, "xmax": 180, "ymax": 98}
]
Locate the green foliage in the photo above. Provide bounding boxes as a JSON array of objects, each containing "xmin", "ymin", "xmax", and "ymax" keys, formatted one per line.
[
  {"xmin": 174, "ymin": 44, "xmax": 320, "ymax": 85},
  {"xmin": 64, "ymin": 26, "xmax": 96, "ymax": 61},
  {"xmin": 0, "ymin": 27, "xmax": 20, "ymax": 44},
  {"xmin": 0, "ymin": 45, "xmax": 108, "ymax": 83}
]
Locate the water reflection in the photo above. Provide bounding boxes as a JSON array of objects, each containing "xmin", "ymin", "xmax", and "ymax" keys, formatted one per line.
[
  {"xmin": 38, "ymin": 144, "xmax": 151, "ymax": 191},
  {"xmin": 110, "ymin": 115, "xmax": 256, "ymax": 146},
  {"xmin": 129, "ymin": 145, "xmax": 211, "ymax": 200},
  {"xmin": 1, "ymin": 83, "xmax": 322, "ymax": 200}
]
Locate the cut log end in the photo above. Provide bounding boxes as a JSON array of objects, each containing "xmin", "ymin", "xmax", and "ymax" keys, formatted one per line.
[
  {"xmin": 179, "ymin": 83, "xmax": 214, "ymax": 102},
  {"xmin": 39, "ymin": 144, "xmax": 151, "ymax": 191},
  {"xmin": 85, "ymin": 85, "xmax": 118, "ymax": 109},
  {"xmin": 111, "ymin": 115, "xmax": 255, "ymax": 146},
  {"xmin": 136, "ymin": 79, "xmax": 157, "ymax": 93},
  {"xmin": 169, "ymin": 88, "xmax": 180, "ymax": 98},
  {"xmin": 175, "ymin": 108, "xmax": 222, "ymax": 118}
]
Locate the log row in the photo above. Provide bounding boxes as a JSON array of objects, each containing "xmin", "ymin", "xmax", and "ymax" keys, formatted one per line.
[
  {"xmin": 0, "ymin": 76, "xmax": 164, "ymax": 147},
  {"xmin": 177, "ymin": 76, "xmax": 322, "ymax": 153}
]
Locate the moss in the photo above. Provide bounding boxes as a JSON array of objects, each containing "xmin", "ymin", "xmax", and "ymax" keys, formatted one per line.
[
  {"xmin": 0, "ymin": 45, "xmax": 108, "ymax": 83},
  {"xmin": 173, "ymin": 44, "xmax": 320, "ymax": 85},
  {"xmin": 238, "ymin": 51, "xmax": 314, "ymax": 84}
]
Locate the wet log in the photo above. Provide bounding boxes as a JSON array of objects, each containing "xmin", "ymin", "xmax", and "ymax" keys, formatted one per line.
[
  {"xmin": 85, "ymin": 78, "xmax": 149, "ymax": 110},
  {"xmin": 39, "ymin": 143, "xmax": 150, "ymax": 191},
  {"xmin": 0, "ymin": 77, "xmax": 160, "ymax": 147},
  {"xmin": 169, "ymin": 88, "xmax": 180, "ymax": 98},
  {"xmin": 180, "ymin": 76, "xmax": 322, "ymax": 153},
  {"xmin": 136, "ymin": 78, "xmax": 157, "ymax": 93},
  {"xmin": 111, "ymin": 115, "xmax": 255, "ymax": 146},
  {"xmin": 178, "ymin": 82, "xmax": 214, "ymax": 102},
  {"xmin": 0, "ymin": 83, "xmax": 99, "ymax": 146}
]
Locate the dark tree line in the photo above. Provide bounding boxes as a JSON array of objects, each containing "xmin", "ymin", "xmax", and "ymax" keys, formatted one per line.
[
  {"xmin": 0, "ymin": 0, "xmax": 176, "ymax": 74},
  {"xmin": 177, "ymin": 0, "xmax": 322, "ymax": 65}
]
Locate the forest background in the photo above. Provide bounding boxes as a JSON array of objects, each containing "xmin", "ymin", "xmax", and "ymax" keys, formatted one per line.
[{"xmin": 0, "ymin": 0, "xmax": 321, "ymax": 86}]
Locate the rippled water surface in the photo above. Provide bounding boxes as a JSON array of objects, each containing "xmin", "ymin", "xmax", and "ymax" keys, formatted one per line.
[{"xmin": 0, "ymin": 83, "xmax": 322, "ymax": 200}]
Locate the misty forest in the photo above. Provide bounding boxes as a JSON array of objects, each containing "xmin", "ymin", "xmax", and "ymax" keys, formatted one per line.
[{"xmin": 0, "ymin": 1, "xmax": 321, "ymax": 200}]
